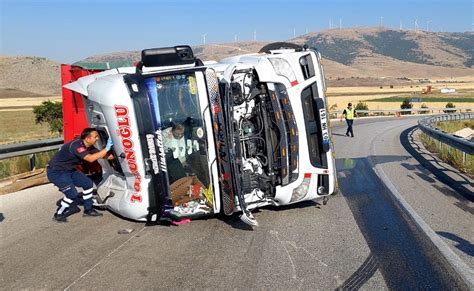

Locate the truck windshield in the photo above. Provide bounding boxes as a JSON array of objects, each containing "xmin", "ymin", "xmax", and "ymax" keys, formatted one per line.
[{"xmin": 144, "ymin": 73, "xmax": 210, "ymax": 188}]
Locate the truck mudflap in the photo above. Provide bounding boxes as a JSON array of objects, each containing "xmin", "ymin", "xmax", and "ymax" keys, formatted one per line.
[{"xmin": 124, "ymin": 74, "xmax": 173, "ymax": 224}]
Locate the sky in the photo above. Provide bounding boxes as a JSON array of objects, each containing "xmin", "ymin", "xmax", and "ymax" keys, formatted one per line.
[{"xmin": 1, "ymin": 0, "xmax": 473, "ymax": 63}]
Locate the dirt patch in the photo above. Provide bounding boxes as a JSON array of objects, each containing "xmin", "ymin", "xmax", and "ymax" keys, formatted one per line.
[{"xmin": 0, "ymin": 169, "xmax": 49, "ymax": 195}]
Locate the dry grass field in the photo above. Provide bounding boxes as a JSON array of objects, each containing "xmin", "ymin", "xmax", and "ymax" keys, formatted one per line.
[
  {"xmin": 326, "ymin": 81, "xmax": 474, "ymax": 110},
  {"xmin": 0, "ymin": 95, "xmax": 61, "ymax": 110},
  {"xmin": 0, "ymin": 109, "xmax": 60, "ymax": 145}
]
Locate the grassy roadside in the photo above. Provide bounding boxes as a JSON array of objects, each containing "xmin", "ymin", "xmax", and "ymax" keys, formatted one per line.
[
  {"xmin": 0, "ymin": 109, "xmax": 61, "ymax": 179},
  {"xmin": 436, "ymin": 120, "xmax": 474, "ymax": 132},
  {"xmin": 419, "ymin": 120, "xmax": 474, "ymax": 177},
  {"xmin": 0, "ymin": 150, "xmax": 57, "ymax": 179}
]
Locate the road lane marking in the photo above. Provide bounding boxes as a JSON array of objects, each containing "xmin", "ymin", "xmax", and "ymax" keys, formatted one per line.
[
  {"xmin": 64, "ymin": 226, "xmax": 146, "ymax": 290},
  {"xmin": 369, "ymin": 124, "xmax": 474, "ymax": 288}
]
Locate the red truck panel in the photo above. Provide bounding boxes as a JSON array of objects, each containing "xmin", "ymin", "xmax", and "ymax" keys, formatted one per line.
[{"xmin": 60, "ymin": 64, "xmax": 103, "ymax": 142}]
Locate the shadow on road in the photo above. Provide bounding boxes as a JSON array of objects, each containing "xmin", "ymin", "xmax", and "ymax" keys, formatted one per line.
[
  {"xmin": 336, "ymin": 157, "xmax": 466, "ymax": 289},
  {"xmin": 437, "ymin": 231, "xmax": 474, "ymax": 257}
]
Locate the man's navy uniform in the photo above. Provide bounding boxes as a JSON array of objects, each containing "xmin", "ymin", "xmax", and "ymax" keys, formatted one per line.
[{"xmin": 47, "ymin": 138, "xmax": 102, "ymax": 221}]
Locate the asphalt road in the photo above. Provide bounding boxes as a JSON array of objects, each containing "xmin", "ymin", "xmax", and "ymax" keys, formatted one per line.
[{"xmin": 1, "ymin": 117, "xmax": 472, "ymax": 290}]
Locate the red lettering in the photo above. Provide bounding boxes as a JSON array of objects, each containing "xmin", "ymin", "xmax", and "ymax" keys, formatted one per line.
[
  {"xmin": 117, "ymin": 117, "xmax": 130, "ymax": 127},
  {"xmin": 130, "ymin": 193, "xmax": 142, "ymax": 203},
  {"xmin": 119, "ymin": 127, "xmax": 132, "ymax": 138},
  {"xmin": 134, "ymin": 182, "xmax": 141, "ymax": 192},
  {"xmin": 114, "ymin": 105, "xmax": 128, "ymax": 116},
  {"xmin": 115, "ymin": 104, "xmax": 143, "ymax": 204},
  {"xmin": 122, "ymin": 138, "xmax": 133, "ymax": 149},
  {"xmin": 129, "ymin": 162, "xmax": 137, "ymax": 172},
  {"xmin": 125, "ymin": 149, "xmax": 135, "ymax": 160}
]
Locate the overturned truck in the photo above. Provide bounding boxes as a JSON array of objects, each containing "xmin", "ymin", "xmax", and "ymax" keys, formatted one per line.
[{"xmin": 61, "ymin": 43, "xmax": 337, "ymax": 227}]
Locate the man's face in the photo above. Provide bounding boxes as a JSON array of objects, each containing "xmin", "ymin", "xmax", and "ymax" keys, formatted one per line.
[
  {"xmin": 172, "ymin": 128, "xmax": 184, "ymax": 139},
  {"xmin": 85, "ymin": 131, "xmax": 99, "ymax": 145}
]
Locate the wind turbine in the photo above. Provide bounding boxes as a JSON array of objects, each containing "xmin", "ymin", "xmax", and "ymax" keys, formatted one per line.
[{"xmin": 202, "ymin": 33, "xmax": 207, "ymax": 45}]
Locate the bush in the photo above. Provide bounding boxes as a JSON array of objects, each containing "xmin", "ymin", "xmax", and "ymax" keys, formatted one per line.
[
  {"xmin": 33, "ymin": 100, "xmax": 63, "ymax": 135},
  {"xmin": 419, "ymin": 103, "xmax": 430, "ymax": 114},
  {"xmin": 355, "ymin": 101, "xmax": 368, "ymax": 116},
  {"xmin": 400, "ymin": 97, "xmax": 413, "ymax": 115},
  {"xmin": 444, "ymin": 102, "xmax": 456, "ymax": 113}
]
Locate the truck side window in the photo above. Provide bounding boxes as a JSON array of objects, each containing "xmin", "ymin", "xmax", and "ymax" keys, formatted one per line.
[
  {"xmin": 301, "ymin": 83, "xmax": 325, "ymax": 168},
  {"xmin": 97, "ymin": 128, "xmax": 124, "ymax": 175}
]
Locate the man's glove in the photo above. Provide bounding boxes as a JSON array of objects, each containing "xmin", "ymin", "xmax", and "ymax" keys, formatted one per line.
[{"xmin": 105, "ymin": 138, "xmax": 113, "ymax": 151}]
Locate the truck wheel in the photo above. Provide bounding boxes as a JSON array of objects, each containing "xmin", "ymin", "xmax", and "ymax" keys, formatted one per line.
[{"xmin": 259, "ymin": 42, "xmax": 304, "ymax": 53}]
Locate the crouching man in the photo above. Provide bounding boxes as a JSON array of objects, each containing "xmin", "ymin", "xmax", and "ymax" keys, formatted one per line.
[{"xmin": 47, "ymin": 128, "xmax": 113, "ymax": 222}]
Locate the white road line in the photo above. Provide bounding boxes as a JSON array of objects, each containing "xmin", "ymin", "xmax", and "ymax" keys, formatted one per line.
[
  {"xmin": 369, "ymin": 123, "xmax": 474, "ymax": 288},
  {"xmin": 64, "ymin": 226, "xmax": 146, "ymax": 290}
]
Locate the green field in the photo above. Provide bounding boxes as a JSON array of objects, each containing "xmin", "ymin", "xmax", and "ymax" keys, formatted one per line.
[
  {"xmin": 0, "ymin": 110, "xmax": 61, "ymax": 145},
  {"xmin": 366, "ymin": 96, "xmax": 474, "ymax": 102}
]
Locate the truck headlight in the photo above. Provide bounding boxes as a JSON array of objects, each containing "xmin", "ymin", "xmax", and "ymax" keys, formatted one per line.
[
  {"xmin": 290, "ymin": 173, "xmax": 311, "ymax": 202},
  {"xmin": 269, "ymin": 58, "xmax": 298, "ymax": 86}
]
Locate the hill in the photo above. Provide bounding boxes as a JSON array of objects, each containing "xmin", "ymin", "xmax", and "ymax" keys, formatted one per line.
[
  {"xmin": 1, "ymin": 28, "xmax": 473, "ymax": 97},
  {"xmin": 0, "ymin": 56, "xmax": 61, "ymax": 96},
  {"xmin": 64, "ymin": 28, "xmax": 474, "ymax": 83},
  {"xmin": 292, "ymin": 28, "xmax": 474, "ymax": 81}
]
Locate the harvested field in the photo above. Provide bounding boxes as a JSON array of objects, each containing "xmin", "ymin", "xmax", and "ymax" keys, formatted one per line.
[
  {"xmin": 0, "ymin": 110, "xmax": 60, "ymax": 145},
  {"xmin": 0, "ymin": 96, "xmax": 61, "ymax": 110},
  {"xmin": 326, "ymin": 81, "xmax": 474, "ymax": 110}
]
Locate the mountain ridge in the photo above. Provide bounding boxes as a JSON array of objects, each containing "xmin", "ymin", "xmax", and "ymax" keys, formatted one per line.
[{"xmin": 1, "ymin": 28, "xmax": 473, "ymax": 96}]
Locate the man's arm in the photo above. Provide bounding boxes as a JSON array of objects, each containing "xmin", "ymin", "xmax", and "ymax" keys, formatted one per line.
[
  {"xmin": 82, "ymin": 138, "xmax": 114, "ymax": 163},
  {"xmin": 83, "ymin": 149, "xmax": 109, "ymax": 163},
  {"xmin": 340, "ymin": 109, "xmax": 346, "ymax": 121}
]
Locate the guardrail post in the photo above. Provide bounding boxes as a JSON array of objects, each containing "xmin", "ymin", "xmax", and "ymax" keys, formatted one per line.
[{"xmin": 29, "ymin": 153, "xmax": 36, "ymax": 171}]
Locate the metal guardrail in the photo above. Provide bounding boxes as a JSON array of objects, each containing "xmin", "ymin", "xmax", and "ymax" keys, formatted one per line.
[
  {"xmin": 417, "ymin": 113, "xmax": 474, "ymax": 155},
  {"xmin": 332, "ymin": 107, "xmax": 471, "ymax": 115},
  {"xmin": 0, "ymin": 108, "xmax": 472, "ymax": 160},
  {"xmin": 0, "ymin": 138, "xmax": 63, "ymax": 160}
]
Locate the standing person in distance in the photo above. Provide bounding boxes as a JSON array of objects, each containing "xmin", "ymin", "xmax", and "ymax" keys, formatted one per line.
[
  {"xmin": 47, "ymin": 128, "xmax": 113, "ymax": 222},
  {"xmin": 341, "ymin": 102, "xmax": 357, "ymax": 137}
]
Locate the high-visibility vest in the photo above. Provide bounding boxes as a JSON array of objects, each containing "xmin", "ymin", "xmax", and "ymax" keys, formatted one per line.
[{"xmin": 345, "ymin": 108, "xmax": 355, "ymax": 120}]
